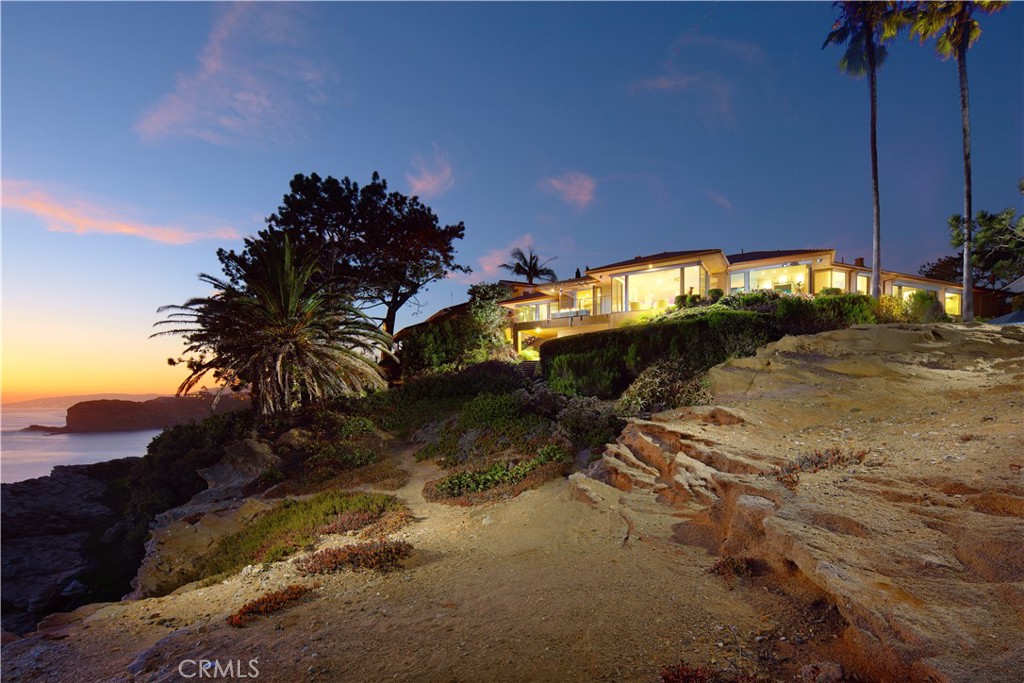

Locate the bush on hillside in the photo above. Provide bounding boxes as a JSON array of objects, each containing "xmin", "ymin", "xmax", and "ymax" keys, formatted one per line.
[
  {"xmin": 618, "ymin": 363, "xmax": 712, "ymax": 417},
  {"xmin": 541, "ymin": 309, "xmax": 782, "ymax": 399},
  {"xmin": 554, "ymin": 396, "xmax": 625, "ymax": 450},
  {"xmin": 348, "ymin": 361, "xmax": 529, "ymax": 435}
]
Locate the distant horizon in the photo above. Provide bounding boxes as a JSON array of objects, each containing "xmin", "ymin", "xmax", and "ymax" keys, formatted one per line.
[{"xmin": 1, "ymin": 392, "xmax": 172, "ymax": 410}]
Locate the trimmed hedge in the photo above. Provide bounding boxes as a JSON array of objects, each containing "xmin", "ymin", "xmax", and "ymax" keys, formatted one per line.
[{"xmin": 541, "ymin": 309, "xmax": 783, "ymax": 398}]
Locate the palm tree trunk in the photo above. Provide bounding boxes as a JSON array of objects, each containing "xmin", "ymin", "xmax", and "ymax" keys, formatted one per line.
[
  {"xmin": 868, "ymin": 36, "xmax": 882, "ymax": 300},
  {"xmin": 957, "ymin": 41, "xmax": 974, "ymax": 322}
]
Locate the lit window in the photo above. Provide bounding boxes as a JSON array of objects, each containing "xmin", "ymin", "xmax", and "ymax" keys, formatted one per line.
[{"xmin": 944, "ymin": 292, "xmax": 961, "ymax": 316}]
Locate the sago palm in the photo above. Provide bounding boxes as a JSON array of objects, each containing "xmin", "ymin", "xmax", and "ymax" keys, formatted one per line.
[
  {"xmin": 910, "ymin": 0, "xmax": 1007, "ymax": 321},
  {"xmin": 499, "ymin": 247, "xmax": 558, "ymax": 284},
  {"xmin": 154, "ymin": 235, "xmax": 390, "ymax": 415},
  {"xmin": 823, "ymin": 1, "xmax": 904, "ymax": 300}
]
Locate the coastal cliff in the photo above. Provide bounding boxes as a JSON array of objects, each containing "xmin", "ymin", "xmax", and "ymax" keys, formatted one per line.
[
  {"xmin": 27, "ymin": 395, "xmax": 249, "ymax": 433},
  {"xmin": 0, "ymin": 458, "xmax": 138, "ymax": 635}
]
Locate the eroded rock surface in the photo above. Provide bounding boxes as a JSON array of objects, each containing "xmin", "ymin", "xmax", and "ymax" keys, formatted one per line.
[
  {"xmin": 128, "ymin": 440, "xmax": 280, "ymax": 599},
  {"xmin": 1, "ymin": 458, "xmax": 138, "ymax": 634},
  {"xmin": 583, "ymin": 323, "xmax": 1024, "ymax": 682}
]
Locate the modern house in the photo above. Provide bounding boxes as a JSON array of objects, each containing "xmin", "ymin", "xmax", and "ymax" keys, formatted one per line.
[{"xmin": 499, "ymin": 248, "xmax": 980, "ymax": 353}]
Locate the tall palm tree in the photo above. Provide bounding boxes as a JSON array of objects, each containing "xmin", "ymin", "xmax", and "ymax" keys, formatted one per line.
[
  {"xmin": 910, "ymin": 0, "xmax": 1007, "ymax": 321},
  {"xmin": 499, "ymin": 247, "xmax": 558, "ymax": 284},
  {"xmin": 154, "ymin": 235, "xmax": 390, "ymax": 415},
  {"xmin": 823, "ymin": 1, "xmax": 903, "ymax": 300}
]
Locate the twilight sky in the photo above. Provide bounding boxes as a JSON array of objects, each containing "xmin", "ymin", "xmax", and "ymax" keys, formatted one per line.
[{"xmin": 2, "ymin": 1, "xmax": 1021, "ymax": 402}]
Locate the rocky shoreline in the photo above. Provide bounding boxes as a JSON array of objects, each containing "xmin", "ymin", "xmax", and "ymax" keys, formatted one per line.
[{"xmin": 1, "ymin": 458, "xmax": 139, "ymax": 635}]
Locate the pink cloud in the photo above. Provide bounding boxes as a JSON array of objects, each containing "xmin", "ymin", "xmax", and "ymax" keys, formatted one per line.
[
  {"xmin": 539, "ymin": 172, "xmax": 596, "ymax": 209},
  {"xmin": 406, "ymin": 146, "xmax": 454, "ymax": 198},
  {"xmin": 136, "ymin": 4, "xmax": 329, "ymax": 146},
  {"xmin": 704, "ymin": 189, "xmax": 734, "ymax": 213},
  {"xmin": 447, "ymin": 233, "xmax": 536, "ymax": 285},
  {"xmin": 2, "ymin": 180, "xmax": 239, "ymax": 245},
  {"xmin": 631, "ymin": 32, "xmax": 766, "ymax": 123}
]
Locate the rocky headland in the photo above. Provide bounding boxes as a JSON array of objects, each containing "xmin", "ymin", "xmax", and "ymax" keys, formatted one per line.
[
  {"xmin": 1, "ymin": 324, "xmax": 1021, "ymax": 682},
  {"xmin": 25, "ymin": 394, "xmax": 249, "ymax": 433}
]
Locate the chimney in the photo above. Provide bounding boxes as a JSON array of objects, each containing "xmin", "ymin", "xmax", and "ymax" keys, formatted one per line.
[{"xmin": 854, "ymin": 257, "xmax": 865, "ymax": 267}]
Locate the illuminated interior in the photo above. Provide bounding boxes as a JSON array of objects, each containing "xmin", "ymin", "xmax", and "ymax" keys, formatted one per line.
[
  {"xmin": 627, "ymin": 267, "xmax": 680, "ymax": 311},
  {"xmin": 747, "ymin": 264, "xmax": 808, "ymax": 293},
  {"xmin": 856, "ymin": 274, "xmax": 870, "ymax": 294},
  {"xmin": 730, "ymin": 272, "xmax": 745, "ymax": 293},
  {"xmin": 812, "ymin": 269, "xmax": 846, "ymax": 293},
  {"xmin": 516, "ymin": 303, "xmax": 551, "ymax": 322},
  {"xmin": 944, "ymin": 292, "xmax": 961, "ymax": 316}
]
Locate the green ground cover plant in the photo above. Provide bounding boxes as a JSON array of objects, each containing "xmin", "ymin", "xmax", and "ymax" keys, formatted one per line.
[
  {"xmin": 169, "ymin": 490, "xmax": 403, "ymax": 592},
  {"xmin": 427, "ymin": 444, "xmax": 571, "ymax": 499}
]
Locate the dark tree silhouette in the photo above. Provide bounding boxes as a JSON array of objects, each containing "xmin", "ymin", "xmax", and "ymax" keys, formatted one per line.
[
  {"xmin": 499, "ymin": 247, "xmax": 557, "ymax": 284},
  {"xmin": 218, "ymin": 172, "xmax": 470, "ymax": 338},
  {"xmin": 155, "ymin": 235, "xmax": 389, "ymax": 415}
]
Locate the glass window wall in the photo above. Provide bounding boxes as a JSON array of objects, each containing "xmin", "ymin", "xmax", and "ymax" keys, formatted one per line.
[{"xmin": 627, "ymin": 268, "xmax": 680, "ymax": 311}]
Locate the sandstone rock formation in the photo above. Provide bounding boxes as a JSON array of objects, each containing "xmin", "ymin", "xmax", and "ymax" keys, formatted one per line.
[
  {"xmin": 0, "ymin": 458, "xmax": 138, "ymax": 634},
  {"xmin": 582, "ymin": 323, "xmax": 1024, "ymax": 682},
  {"xmin": 128, "ymin": 439, "xmax": 281, "ymax": 599}
]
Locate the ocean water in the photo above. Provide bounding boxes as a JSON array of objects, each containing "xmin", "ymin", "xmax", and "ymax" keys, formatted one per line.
[{"xmin": 0, "ymin": 407, "xmax": 161, "ymax": 483}]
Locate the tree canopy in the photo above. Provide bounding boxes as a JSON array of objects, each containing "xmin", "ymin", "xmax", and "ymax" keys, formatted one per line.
[
  {"xmin": 218, "ymin": 172, "xmax": 470, "ymax": 338},
  {"xmin": 155, "ymin": 235, "xmax": 390, "ymax": 415},
  {"xmin": 500, "ymin": 247, "xmax": 557, "ymax": 284}
]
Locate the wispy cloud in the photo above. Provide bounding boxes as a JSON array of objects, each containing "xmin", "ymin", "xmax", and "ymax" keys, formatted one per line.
[
  {"xmin": 704, "ymin": 189, "xmax": 734, "ymax": 213},
  {"xmin": 2, "ymin": 180, "xmax": 239, "ymax": 245},
  {"xmin": 539, "ymin": 172, "xmax": 596, "ymax": 210},
  {"xmin": 135, "ymin": 4, "xmax": 330, "ymax": 146},
  {"xmin": 407, "ymin": 145, "xmax": 454, "ymax": 198},
  {"xmin": 630, "ymin": 32, "xmax": 768, "ymax": 124}
]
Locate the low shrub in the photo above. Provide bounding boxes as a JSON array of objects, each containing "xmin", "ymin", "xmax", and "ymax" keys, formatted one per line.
[
  {"xmin": 771, "ymin": 447, "xmax": 868, "ymax": 489},
  {"xmin": 350, "ymin": 361, "xmax": 529, "ymax": 436},
  {"xmin": 555, "ymin": 396, "xmax": 625, "ymax": 449},
  {"xmin": 518, "ymin": 348, "xmax": 540, "ymax": 362},
  {"xmin": 296, "ymin": 539, "xmax": 413, "ymax": 575},
  {"xmin": 874, "ymin": 294, "xmax": 908, "ymax": 323},
  {"xmin": 547, "ymin": 347, "xmax": 625, "ymax": 397},
  {"xmin": 318, "ymin": 510, "xmax": 380, "ymax": 535},
  {"xmin": 173, "ymin": 491, "xmax": 403, "ymax": 591},
  {"xmin": 820, "ymin": 287, "xmax": 843, "ymax": 296},
  {"xmin": 906, "ymin": 290, "xmax": 949, "ymax": 323},
  {"xmin": 458, "ymin": 392, "xmax": 523, "ymax": 429},
  {"xmin": 707, "ymin": 288, "xmax": 724, "ymax": 303},
  {"xmin": 618, "ymin": 364, "xmax": 711, "ymax": 417},
  {"xmin": 812, "ymin": 293, "xmax": 877, "ymax": 328},
  {"xmin": 718, "ymin": 289, "xmax": 784, "ymax": 313},
  {"xmin": 429, "ymin": 446, "xmax": 571, "ymax": 499},
  {"xmin": 227, "ymin": 584, "xmax": 312, "ymax": 628},
  {"xmin": 304, "ymin": 440, "xmax": 378, "ymax": 472}
]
